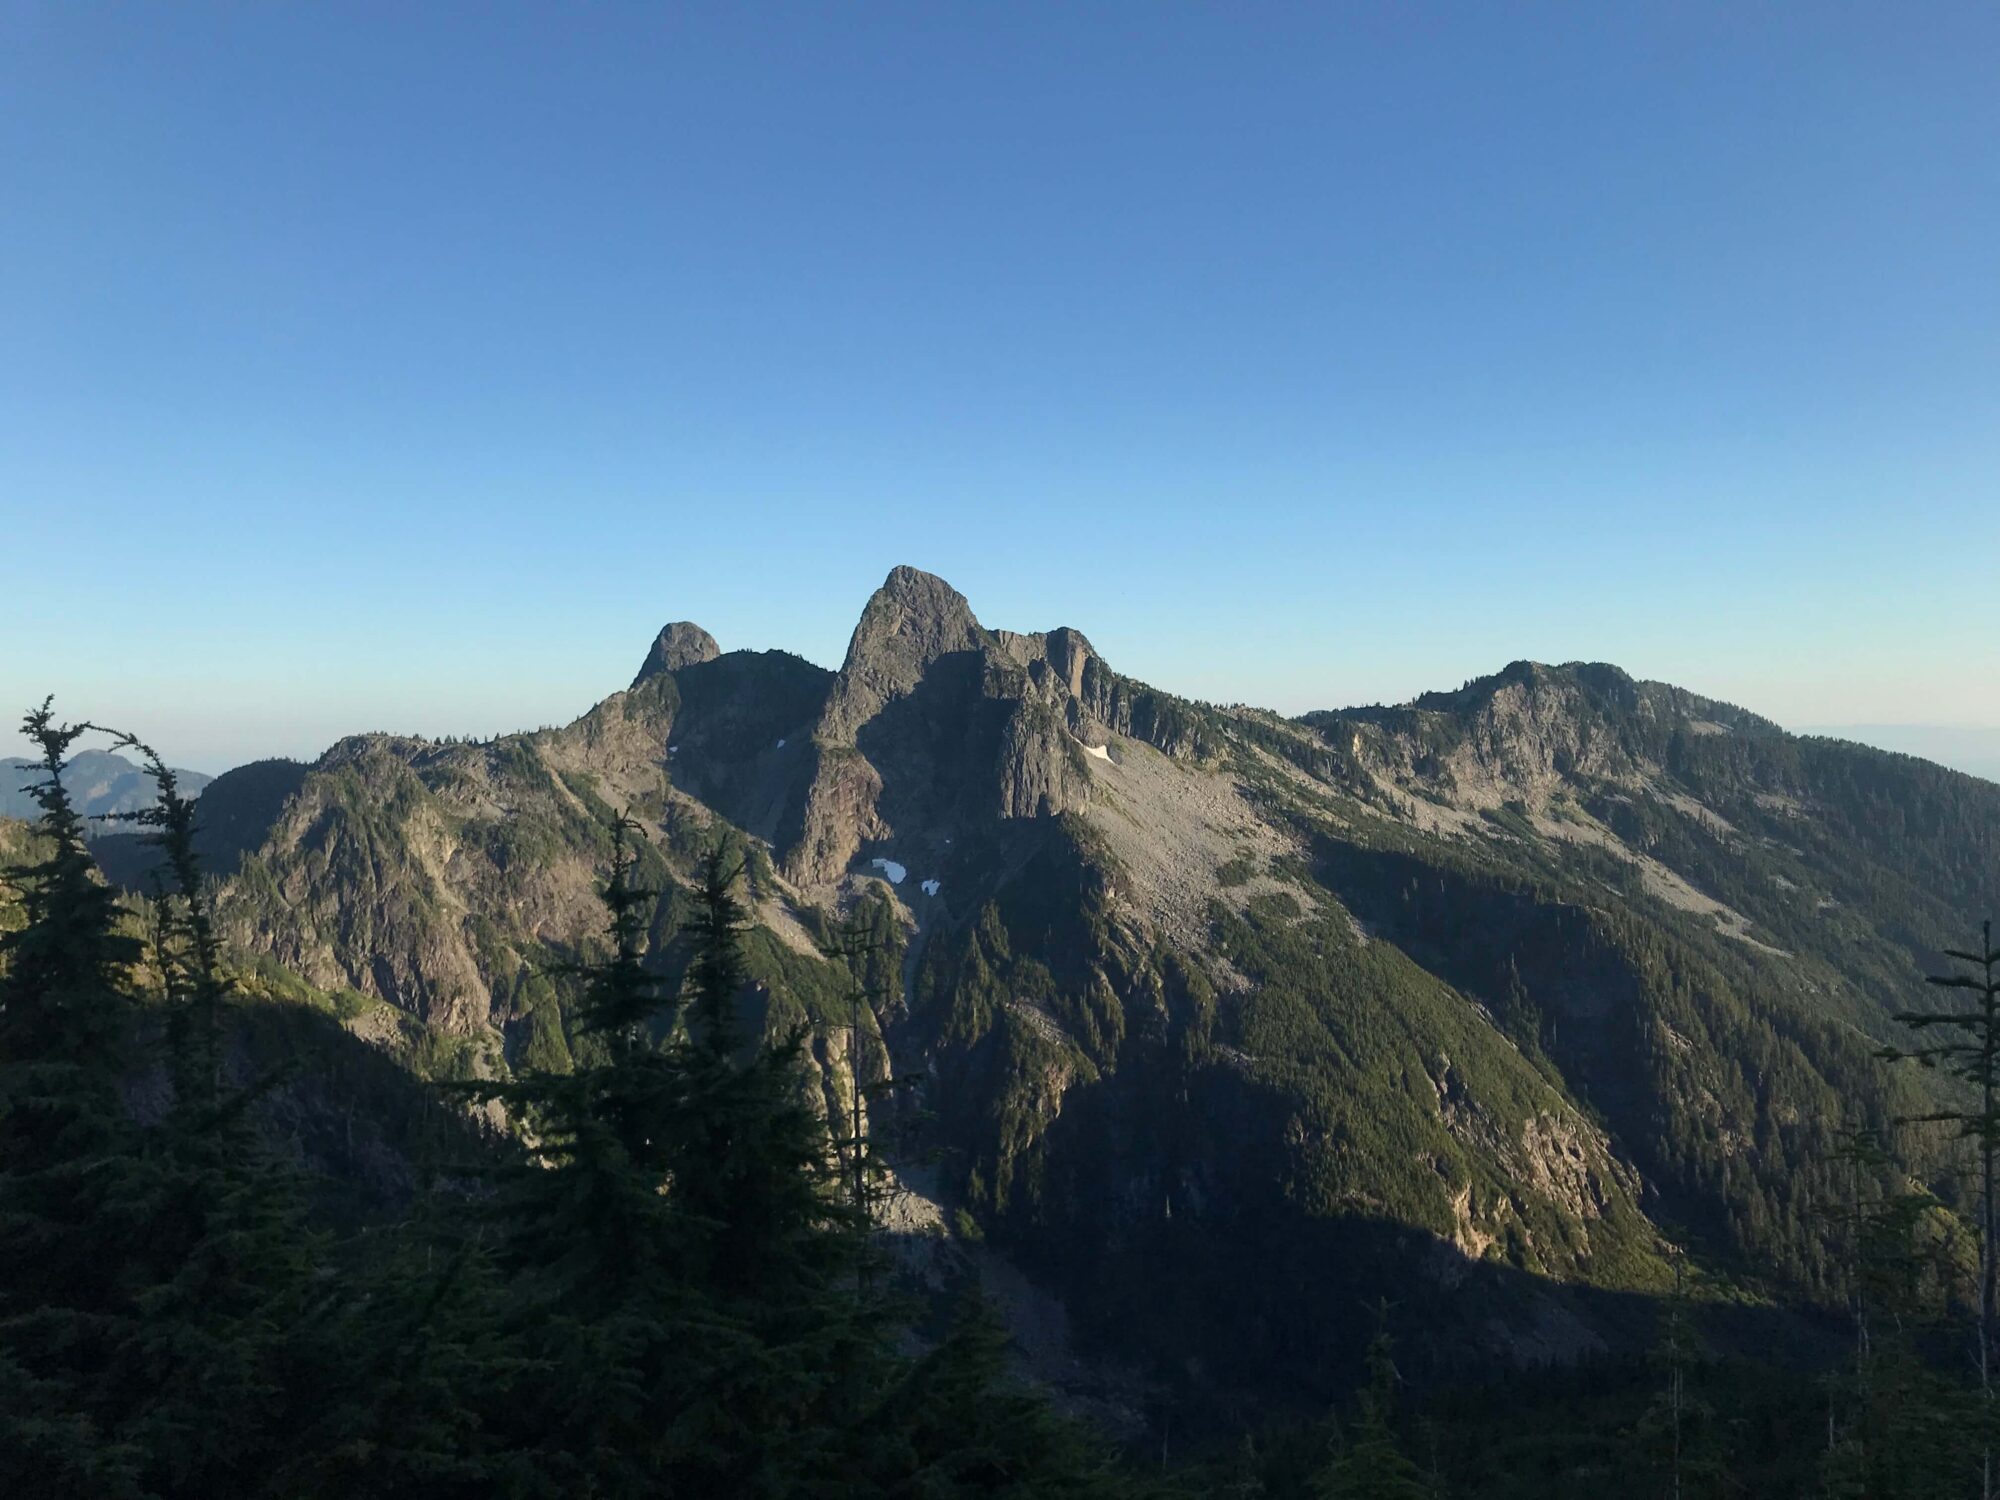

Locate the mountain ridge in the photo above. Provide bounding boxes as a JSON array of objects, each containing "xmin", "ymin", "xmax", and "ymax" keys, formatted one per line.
[{"xmin": 87, "ymin": 566, "xmax": 1996, "ymax": 1411}]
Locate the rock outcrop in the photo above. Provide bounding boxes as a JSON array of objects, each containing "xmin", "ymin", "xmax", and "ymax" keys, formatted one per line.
[
  {"xmin": 819, "ymin": 566, "xmax": 989, "ymax": 743},
  {"xmin": 632, "ymin": 620, "xmax": 721, "ymax": 685}
]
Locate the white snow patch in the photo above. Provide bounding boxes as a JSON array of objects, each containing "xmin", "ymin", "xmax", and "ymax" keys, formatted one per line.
[
  {"xmin": 1081, "ymin": 742, "xmax": 1112, "ymax": 762},
  {"xmin": 775, "ymin": 737, "xmax": 786, "ymax": 748},
  {"xmin": 869, "ymin": 858, "xmax": 907, "ymax": 885},
  {"xmin": 921, "ymin": 878, "xmax": 941, "ymax": 897}
]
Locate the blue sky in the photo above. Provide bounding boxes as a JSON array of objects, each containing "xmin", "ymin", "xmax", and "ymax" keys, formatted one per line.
[{"xmin": 3, "ymin": 3, "xmax": 1996, "ymax": 772}]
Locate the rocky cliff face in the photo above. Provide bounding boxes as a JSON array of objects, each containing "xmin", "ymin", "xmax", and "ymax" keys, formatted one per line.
[
  {"xmin": 788, "ymin": 570, "xmax": 1048, "ymax": 888},
  {"xmin": 818, "ymin": 566, "xmax": 990, "ymax": 743},
  {"xmin": 780, "ymin": 568, "xmax": 1204, "ymax": 892},
  {"xmin": 138, "ymin": 567, "xmax": 2000, "ymax": 1409}
]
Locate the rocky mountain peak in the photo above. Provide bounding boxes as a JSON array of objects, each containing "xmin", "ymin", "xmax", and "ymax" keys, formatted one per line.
[
  {"xmin": 821, "ymin": 568, "xmax": 989, "ymax": 744},
  {"xmin": 848, "ymin": 567, "xmax": 982, "ymax": 660},
  {"xmin": 633, "ymin": 621, "xmax": 721, "ymax": 685}
]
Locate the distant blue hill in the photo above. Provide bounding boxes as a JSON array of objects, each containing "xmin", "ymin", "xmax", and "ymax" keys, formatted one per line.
[{"xmin": 0, "ymin": 750, "xmax": 214, "ymax": 822}]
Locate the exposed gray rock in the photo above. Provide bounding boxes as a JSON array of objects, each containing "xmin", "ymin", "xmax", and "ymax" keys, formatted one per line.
[
  {"xmin": 996, "ymin": 699, "xmax": 1089, "ymax": 820},
  {"xmin": 780, "ymin": 568, "xmax": 1115, "ymax": 888},
  {"xmin": 632, "ymin": 620, "xmax": 720, "ymax": 685},
  {"xmin": 819, "ymin": 567, "xmax": 989, "ymax": 745}
]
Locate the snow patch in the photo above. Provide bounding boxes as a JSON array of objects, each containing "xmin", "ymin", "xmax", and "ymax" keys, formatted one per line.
[
  {"xmin": 869, "ymin": 858, "xmax": 907, "ymax": 885},
  {"xmin": 921, "ymin": 878, "xmax": 941, "ymax": 897},
  {"xmin": 1081, "ymin": 741, "xmax": 1112, "ymax": 762},
  {"xmin": 775, "ymin": 737, "xmax": 786, "ymax": 748}
]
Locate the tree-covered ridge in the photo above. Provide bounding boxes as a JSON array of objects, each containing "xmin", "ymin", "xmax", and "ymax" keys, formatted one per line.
[
  {"xmin": 1301, "ymin": 658, "xmax": 2000, "ymax": 962},
  {"xmin": 1219, "ymin": 670, "xmax": 1982, "ymax": 1294},
  {"xmin": 885, "ymin": 644, "xmax": 1984, "ymax": 1390}
]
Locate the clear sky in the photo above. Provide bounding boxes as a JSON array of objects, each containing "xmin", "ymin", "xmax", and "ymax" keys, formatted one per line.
[{"xmin": 3, "ymin": 3, "xmax": 1996, "ymax": 773}]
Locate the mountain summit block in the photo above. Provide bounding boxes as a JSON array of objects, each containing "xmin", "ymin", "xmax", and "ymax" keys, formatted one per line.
[{"xmin": 633, "ymin": 621, "xmax": 721, "ymax": 685}]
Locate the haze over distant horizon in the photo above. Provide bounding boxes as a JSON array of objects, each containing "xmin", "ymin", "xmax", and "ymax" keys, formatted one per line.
[{"xmin": 4, "ymin": 5, "xmax": 1996, "ymax": 773}]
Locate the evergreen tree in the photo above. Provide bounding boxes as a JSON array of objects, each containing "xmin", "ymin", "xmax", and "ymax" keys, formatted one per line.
[
  {"xmin": 1633, "ymin": 1253, "xmax": 1720, "ymax": 1500},
  {"xmin": 1313, "ymin": 1322, "xmax": 1430, "ymax": 1500},
  {"xmin": 83, "ymin": 731, "xmax": 327, "ymax": 1496},
  {"xmin": 648, "ymin": 842, "xmax": 897, "ymax": 1490},
  {"xmin": 456, "ymin": 832, "xmax": 887, "ymax": 1493},
  {"xmin": 1818, "ymin": 1174, "xmax": 1981, "ymax": 1500},
  {"xmin": 0, "ymin": 703, "xmax": 148, "ymax": 1496},
  {"xmin": 1, "ymin": 709, "xmax": 485, "ymax": 1496},
  {"xmin": 449, "ymin": 823, "xmax": 706, "ymax": 1492},
  {"xmin": 893, "ymin": 1292, "xmax": 1141, "ymax": 1499},
  {"xmin": 666, "ymin": 842, "xmax": 865, "ymax": 1298},
  {"xmin": 280, "ymin": 1202, "xmax": 524, "ymax": 1499},
  {"xmin": 1884, "ymin": 920, "xmax": 2000, "ymax": 1500},
  {"xmin": 821, "ymin": 902, "xmax": 898, "ymax": 1225},
  {"xmin": 106, "ymin": 733, "xmax": 227, "ymax": 1115}
]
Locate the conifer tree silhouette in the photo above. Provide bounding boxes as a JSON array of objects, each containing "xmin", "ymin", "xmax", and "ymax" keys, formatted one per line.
[
  {"xmin": 0, "ymin": 702, "xmax": 147, "ymax": 1496},
  {"xmin": 1883, "ymin": 920, "xmax": 2000, "ymax": 1500}
]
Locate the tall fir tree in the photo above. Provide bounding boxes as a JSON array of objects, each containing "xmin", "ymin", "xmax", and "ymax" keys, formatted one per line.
[
  {"xmin": 106, "ymin": 734, "xmax": 227, "ymax": 1116},
  {"xmin": 647, "ymin": 841, "xmax": 894, "ymax": 1490},
  {"xmin": 1311, "ymin": 1322, "xmax": 1430, "ymax": 1500},
  {"xmin": 1818, "ymin": 1168, "xmax": 1981, "ymax": 1500},
  {"xmin": 0, "ymin": 703, "xmax": 149, "ymax": 1497},
  {"xmin": 101, "ymin": 733, "xmax": 327, "ymax": 1498},
  {"xmin": 1, "ymin": 708, "xmax": 487, "ymax": 1497},
  {"xmin": 1632, "ymin": 1252, "xmax": 1723, "ymax": 1500},
  {"xmin": 820, "ymin": 903, "xmax": 898, "ymax": 1226},
  {"xmin": 893, "ymin": 1291, "xmax": 1144, "ymax": 1499},
  {"xmin": 449, "ymin": 822, "xmax": 707, "ymax": 1493},
  {"xmin": 456, "ymin": 831, "xmax": 884, "ymax": 1493},
  {"xmin": 1884, "ymin": 920, "xmax": 2000, "ymax": 1500}
]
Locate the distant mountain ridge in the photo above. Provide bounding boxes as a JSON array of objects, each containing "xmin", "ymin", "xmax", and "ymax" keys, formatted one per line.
[
  {"xmin": 1, "ymin": 749, "xmax": 212, "ymax": 822},
  {"xmin": 85, "ymin": 567, "xmax": 2000, "ymax": 1413}
]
